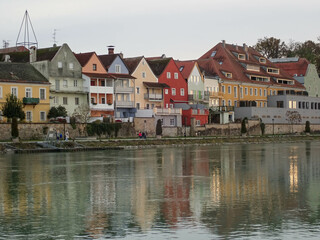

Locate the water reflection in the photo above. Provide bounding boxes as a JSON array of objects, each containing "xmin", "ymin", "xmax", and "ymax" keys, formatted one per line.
[{"xmin": 0, "ymin": 142, "xmax": 320, "ymax": 239}]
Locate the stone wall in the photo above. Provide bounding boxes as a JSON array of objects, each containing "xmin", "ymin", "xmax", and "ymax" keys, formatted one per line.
[{"xmin": 134, "ymin": 118, "xmax": 156, "ymax": 136}]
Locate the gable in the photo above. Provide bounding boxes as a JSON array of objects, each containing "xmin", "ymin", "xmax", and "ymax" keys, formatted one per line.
[
  {"xmin": 108, "ymin": 55, "xmax": 129, "ymax": 74},
  {"xmin": 82, "ymin": 53, "xmax": 107, "ymax": 74}
]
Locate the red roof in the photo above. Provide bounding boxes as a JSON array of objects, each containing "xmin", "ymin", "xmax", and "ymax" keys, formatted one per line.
[
  {"xmin": 175, "ymin": 60, "xmax": 198, "ymax": 80},
  {"xmin": 74, "ymin": 52, "xmax": 95, "ymax": 67},
  {"xmin": 273, "ymin": 58, "xmax": 310, "ymax": 77},
  {"xmin": 198, "ymin": 42, "xmax": 305, "ymax": 89},
  {"xmin": 0, "ymin": 46, "xmax": 28, "ymax": 54}
]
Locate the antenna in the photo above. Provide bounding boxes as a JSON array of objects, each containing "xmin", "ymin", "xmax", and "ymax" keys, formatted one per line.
[
  {"xmin": 2, "ymin": 40, "xmax": 10, "ymax": 48},
  {"xmin": 52, "ymin": 29, "xmax": 59, "ymax": 46},
  {"xmin": 16, "ymin": 10, "xmax": 38, "ymax": 49}
]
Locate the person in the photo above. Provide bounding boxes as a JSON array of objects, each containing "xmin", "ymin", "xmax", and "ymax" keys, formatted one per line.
[
  {"xmin": 65, "ymin": 130, "xmax": 69, "ymax": 141},
  {"xmin": 138, "ymin": 132, "xmax": 142, "ymax": 139},
  {"xmin": 142, "ymin": 132, "xmax": 146, "ymax": 139},
  {"xmin": 56, "ymin": 130, "xmax": 60, "ymax": 140}
]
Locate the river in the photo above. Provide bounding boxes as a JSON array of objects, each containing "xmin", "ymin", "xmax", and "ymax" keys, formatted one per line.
[{"xmin": 0, "ymin": 141, "xmax": 320, "ymax": 239}]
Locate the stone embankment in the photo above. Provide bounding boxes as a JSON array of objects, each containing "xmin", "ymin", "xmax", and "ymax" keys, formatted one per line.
[{"xmin": 1, "ymin": 135, "xmax": 319, "ymax": 154}]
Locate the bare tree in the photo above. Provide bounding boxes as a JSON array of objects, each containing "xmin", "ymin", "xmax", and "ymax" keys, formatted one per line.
[
  {"xmin": 286, "ymin": 111, "xmax": 302, "ymax": 133},
  {"xmin": 72, "ymin": 104, "xmax": 91, "ymax": 123}
]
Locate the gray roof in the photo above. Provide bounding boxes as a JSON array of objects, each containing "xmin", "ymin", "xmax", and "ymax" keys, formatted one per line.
[
  {"xmin": 190, "ymin": 104, "xmax": 207, "ymax": 109},
  {"xmin": 0, "ymin": 62, "xmax": 49, "ymax": 84},
  {"xmin": 174, "ymin": 103, "xmax": 190, "ymax": 110}
]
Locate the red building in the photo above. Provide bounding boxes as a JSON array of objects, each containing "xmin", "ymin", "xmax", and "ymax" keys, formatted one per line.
[
  {"xmin": 147, "ymin": 57, "xmax": 188, "ymax": 108},
  {"xmin": 176, "ymin": 103, "xmax": 209, "ymax": 126}
]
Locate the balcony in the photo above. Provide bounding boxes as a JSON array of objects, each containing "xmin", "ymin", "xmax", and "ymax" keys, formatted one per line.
[
  {"xmin": 23, "ymin": 97, "xmax": 39, "ymax": 105},
  {"xmin": 208, "ymin": 91, "xmax": 223, "ymax": 98},
  {"xmin": 90, "ymin": 103, "xmax": 114, "ymax": 110},
  {"xmin": 211, "ymin": 106, "xmax": 234, "ymax": 112},
  {"xmin": 51, "ymin": 86, "xmax": 90, "ymax": 94},
  {"xmin": 154, "ymin": 108, "xmax": 182, "ymax": 115},
  {"xmin": 115, "ymin": 101, "xmax": 135, "ymax": 108},
  {"xmin": 90, "ymin": 86, "xmax": 113, "ymax": 94},
  {"xmin": 144, "ymin": 93, "xmax": 163, "ymax": 101},
  {"xmin": 115, "ymin": 86, "xmax": 134, "ymax": 93}
]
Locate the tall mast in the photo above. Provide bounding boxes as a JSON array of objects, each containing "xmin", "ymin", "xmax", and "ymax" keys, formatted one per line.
[{"xmin": 16, "ymin": 10, "xmax": 38, "ymax": 49}]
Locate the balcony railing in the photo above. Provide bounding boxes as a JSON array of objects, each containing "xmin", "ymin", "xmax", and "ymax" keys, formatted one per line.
[
  {"xmin": 115, "ymin": 86, "xmax": 134, "ymax": 93},
  {"xmin": 188, "ymin": 94, "xmax": 209, "ymax": 102},
  {"xmin": 23, "ymin": 97, "xmax": 39, "ymax": 105},
  {"xmin": 144, "ymin": 93, "xmax": 163, "ymax": 101},
  {"xmin": 90, "ymin": 86, "xmax": 113, "ymax": 94},
  {"xmin": 90, "ymin": 103, "xmax": 114, "ymax": 110},
  {"xmin": 208, "ymin": 91, "xmax": 223, "ymax": 98},
  {"xmin": 115, "ymin": 101, "xmax": 135, "ymax": 108},
  {"xmin": 154, "ymin": 108, "xmax": 182, "ymax": 115},
  {"xmin": 211, "ymin": 106, "xmax": 234, "ymax": 112}
]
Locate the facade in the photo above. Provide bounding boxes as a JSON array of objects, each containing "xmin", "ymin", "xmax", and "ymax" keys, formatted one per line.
[
  {"xmin": 175, "ymin": 103, "xmax": 209, "ymax": 126},
  {"xmin": 271, "ymin": 58, "xmax": 320, "ymax": 97},
  {"xmin": 30, "ymin": 44, "xmax": 88, "ymax": 116},
  {"xmin": 175, "ymin": 60, "xmax": 208, "ymax": 105},
  {"xmin": 235, "ymin": 90, "xmax": 320, "ymax": 124},
  {"xmin": 74, "ymin": 52, "xmax": 114, "ymax": 119},
  {"xmin": 198, "ymin": 41, "xmax": 306, "ymax": 109},
  {"xmin": 0, "ymin": 62, "xmax": 50, "ymax": 122},
  {"xmin": 147, "ymin": 57, "xmax": 188, "ymax": 108},
  {"xmin": 99, "ymin": 48, "xmax": 136, "ymax": 121},
  {"xmin": 124, "ymin": 56, "xmax": 166, "ymax": 111}
]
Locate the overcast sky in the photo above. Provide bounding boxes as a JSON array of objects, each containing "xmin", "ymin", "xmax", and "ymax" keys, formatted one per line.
[{"xmin": 0, "ymin": 0, "xmax": 319, "ymax": 60}]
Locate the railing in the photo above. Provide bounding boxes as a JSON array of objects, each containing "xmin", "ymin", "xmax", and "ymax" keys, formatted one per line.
[
  {"xmin": 211, "ymin": 106, "xmax": 234, "ymax": 112},
  {"xmin": 188, "ymin": 94, "xmax": 209, "ymax": 101},
  {"xmin": 115, "ymin": 101, "xmax": 135, "ymax": 108},
  {"xmin": 90, "ymin": 103, "xmax": 114, "ymax": 110},
  {"xmin": 23, "ymin": 97, "xmax": 39, "ymax": 105},
  {"xmin": 90, "ymin": 86, "xmax": 113, "ymax": 94},
  {"xmin": 144, "ymin": 93, "xmax": 163, "ymax": 101},
  {"xmin": 154, "ymin": 108, "xmax": 182, "ymax": 115},
  {"xmin": 51, "ymin": 86, "xmax": 90, "ymax": 93},
  {"xmin": 115, "ymin": 86, "xmax": 134, "ymax": 93},
  {"xmin": 209, "ymin": 91, "xmax": 223, "ymax": 98}
]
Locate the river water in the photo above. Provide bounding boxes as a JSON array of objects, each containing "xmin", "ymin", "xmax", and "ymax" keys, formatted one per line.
[{"xmin": 0, "ymin": 142, "xmax": 320, "ymax": 239}]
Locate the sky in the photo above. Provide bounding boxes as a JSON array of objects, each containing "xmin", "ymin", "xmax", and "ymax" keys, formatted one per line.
[{"xmin": 0, "ymin": 0, "xmax": 319, "ymax": 60}]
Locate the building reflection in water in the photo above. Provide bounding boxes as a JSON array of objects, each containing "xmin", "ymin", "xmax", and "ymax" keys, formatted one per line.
[{"xmin": 0, "ymin": 142, "xmax": 320, "ymax": 238}]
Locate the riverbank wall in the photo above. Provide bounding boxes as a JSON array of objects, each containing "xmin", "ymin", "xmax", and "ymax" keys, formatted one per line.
[{"xmin": 1, "ymin": 120, "xmax": 320, "ymax": 141}]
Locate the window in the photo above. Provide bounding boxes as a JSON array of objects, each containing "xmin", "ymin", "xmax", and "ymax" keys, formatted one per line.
[
  {"xmin": 240, "ymin": 87, "xmax": 243, "ymax": 98},
  {"xmin": 69, "ymin": 63, "xmax": 74, "ymax": 70},
  {"xmin": 234, "ymin": 86, "xmax": 237, "ymax": 98},
  {"xmin": 225, "ymin": 72, "xmax": 232, "ymax": 78},
  {"xmin": 273, "ymin": 90, "xmax": 277, "ymax": 95},
  {"xmin": 75, "ymin": 97, "xmax": 79, "ymax": 105},
  {"xmin": 40, "ymin": 112, "xmax": 46, "ymax": 121},
  {"xmin": 254, "ymin": 88, "xmax": 257, "ymax": 96},
  {"xmin": 247, "ymin": 65, "xmax": 260, "ymax": 72},
  {"xmin": 170, "ymin": 104, "xmax": 173, "ymax": 108},
  {"xmin": 196, "ymin": 120, "xmax": 201, "ymax": 126},
  {"xmin": 270, "ymin": 90, "xmax": 272, "ymax": 95},
  {"xmin": 40, "ymin": 89, "xmax": 46, "ymax": 100},
  {"xmin": 93, "ymin": 64, "xmax": 97, "ymax": 71},
  {"xmin": 142, "ymin": 72, "xmax": 146, "ymax": 78},
  {"xmin": 250, "ymin": 88, "xmax": 253, "ymax": 96},
  {"xmin": 170, "ymin": 118, "xmax": 175, "ymax": 126},
  {"xmin": 136, "ymin": 103, "xmax": 140, "ymax": 109},
  {"xmin": 234, "ymin": 101, "xmax": 237, "ymax": 107},
  {"xmin": 174, "ymin": 73, "xmax": 178, "ymax": 79},
  {"xmin": 91, "ymin": 98, "xmax": 95, "ymax": 104},
  {"xmin": 55, "ymin": 80, "xmax": 60, "ymax": 91},
  {"xmin": 115, "ymin": 65, "xmax": 121, "ymax": 73},
  {"xmin": 0, "ymin": 86, "xmax": 2, "ymax": 98},
  {"xmin": 267, "ymin": 68, "xmax": 279, "ymax": 74},
  {"xmin": 26, "ymin": 111, "xmax": 32, "ymax": 122},
  {"xmin": 11, "ymin": 87, "xmax": 18, "ymax": 97},
  {"xmin": 228, "ymin": 100, "xmax": 231, "ymax": 106},
  {"xmin": 259, "ymin": 57, "xmax": 266, "ymax": 63},
  {"xmin": 238, "ymin": 54, "xmax": 245, "ymax": 60},
  {"xmin": 166, "ymin": 103, "xmax": 168, "ymax": 108},
  {"xmin": 101, "ymin": 98, "xmax": 105, "ymax": 104},
  {"xmin": 165, "ymin": 89, "xmax": 168, "ymax": 94},
  {"xmin": 63, "ymin": 97, "xmax": 68, "ymax": 105},
  {"xmin": 146, "ymin": 104, "xmax": 150, "ymax": 109},
  {"xmin": 54, "ymin": 96, "xmax": 59, "ymax": 104},
  {"xmin": 259, "ymin": 89, "xmax": 262, "ymax": 96},
  {"xmin": 172, "ymin": 88, "xmax": 176, "ymax": 95},
  {"xmin": 245, "ymin": 87, "xmax": 248, "ymax": 95},
  {"xmin": 180, "ymin": 88, "xmax": 185, "ymax": 96},
  {"xmin": 264, "ymin": 89, "xmax": 267, "ymax": 97},
  {"xmin": 250, "ymin": 75, "xmax": 269, "ymax": 82},
  {"xmin": 222, "ymin": 86, "xmax": 225, "ymax": 93},
  {"xmin": 222, "ymin": 100, "xmax": 226, "ymax": 106},
  {"xmin": 228, "ymin": 86, "xmax": 231, "ymax": 94},
  {"xmin": 167, "ymin": 72, "xmax": 171, "ymax": 79},
  {"xmin": 58, "ymin": 62, "xmax": 62, "ymax": 68},
  {"xmin": 25, "ymin": 87, "xmax": 32, "ymax": 98},
  {"xmin": 136, "ymin": 87, "xmax": 140, "ymax": 94},
  {"xmin": 74, "ymin": 80, "xmax": 78, "ymax": 87},
  {"xmin": 63, "ymin": 80, "xmax": 68, "ymax": 88},
  {"xmin": 277, "ymin": 101, "xmax": 284, "ymax": 108},
  {"xmin": 289, "ymin": 101, "xmax": 296, "ymax": 109}
]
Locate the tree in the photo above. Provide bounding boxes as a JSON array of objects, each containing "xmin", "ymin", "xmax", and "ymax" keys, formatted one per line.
[
  {"xmin": 1, "ymin": 94, "xmax": 25, "ymax": 139},
  {"xmin": 72, "ymin": 104, "xmax": 91, "ymax": 123},
  {"xmin": 254, "ymin": 37, "xmax": 287, "ymax": 58},
  {"xmin": 47, "ymin": 105, "xmax": 68, "ymax": 119},
  {"xmin": 1, "ymin": 94, "xmax": 25, "ymax": 121},
  {"xmin": 156, "ymin": 119, "xmax": 162, "ymax": 136},
  {"xmin": 241, "ymin": 118, "xmax": 247, "ymax": 135},
  {"xmin": 305, "ymin": 121, "xmax": 311, "ymax": 133},
  {"xmin": 286, "ymin": 111, "xmax": 301, "ymax": 133}
]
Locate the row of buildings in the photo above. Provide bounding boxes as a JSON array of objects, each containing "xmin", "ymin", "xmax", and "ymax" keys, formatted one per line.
[{"xmin": 0, "ymin": 41, "xmax": 320, "ymax": 125}]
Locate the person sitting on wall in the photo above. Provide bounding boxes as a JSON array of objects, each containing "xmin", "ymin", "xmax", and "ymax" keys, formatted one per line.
[
  {"xmin": 138, "ymin": 132, "xmax": 142, "ymax": 139},
  {"xmin": 142, "ymin": 132, "xmax": 146, "ymax": 139}
]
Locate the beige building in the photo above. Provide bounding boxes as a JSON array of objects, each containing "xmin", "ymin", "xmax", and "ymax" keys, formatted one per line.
[{"xmin": 124, "ymin": 56, "xmax": 166, "ymax": 111}]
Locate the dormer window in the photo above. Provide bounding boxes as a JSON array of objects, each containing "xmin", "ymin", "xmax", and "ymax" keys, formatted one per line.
[
  {"xmin": 259, "ymin": 57, "xmax": 266, "ymax": 63},
  {"xmin": 267, "ymin": 68, "xmax": 279, "ymax": 74},
  {"xmin": 247, "ymin": 64, "xmax": 260, "ymax": 72},
  {"xmin": 277, "ymin": 79, "xmax": 294, "ymax": 85},
  {"xmin": 179, "ymin": 66, "xmax": 184, "ymax": 72},
  {"xmin": 211, "ymin": 51, "xmax": 217, "ymax": 57},
  {"xmin": 224, "ymin": 72, "xmax": 232, "ymax": 78},
  {"xmin": 250, "ymin": 75, "xmax": 269, "ymax": 82},
  {"xmin": 238, "ymin": 54, "xmax": 245, "ymax": 60}
]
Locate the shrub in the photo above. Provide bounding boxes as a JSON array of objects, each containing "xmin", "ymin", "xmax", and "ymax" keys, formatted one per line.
[
  {"xmin": 241, "ymin": 118, "xmax": 247, "ymax": 134},
  {"xmin": 305, "ymin": 121, "xmax": 311, "ymax": 133},
  {"xmin": 156, "ymin": 119, "xmax": 162, "ymax": 136},
  {"xmin": 260, "ymin": 122, "xmax": 265, "ymax": 135}
]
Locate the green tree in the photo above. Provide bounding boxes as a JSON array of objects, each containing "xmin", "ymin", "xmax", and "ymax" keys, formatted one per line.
[
  {"xmin": 254, "ymin": 37, "xmax": 287, "ymax": 58},
  {"xmin": 1, "ymin": 94, "xmax": 25, "ymax": 121},
  {"xmin": 47, "ymin": 105, "xmax": 68, "ymax": 119}
]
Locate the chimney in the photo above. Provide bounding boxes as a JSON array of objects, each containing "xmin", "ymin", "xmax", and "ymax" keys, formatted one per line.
[
  {"xmin": 29, "ymin": 46, "xmax": 37, "ymax": 63},
  {"xmin": 222, "ymin": 40, "xmax": 226, "ymax": 47},
  {"xmin": 243, "ymin": 43, "xmax": 248, "ymax": 52},
  {"xmin": 107, "ymin": 45, "xmax": 115, "ymax": 55},
  {"xmin": 4, "ymin": 55, "xmax": 11, "ymax": 62},
  {"xmin": 119, "ymin": 52, "xmax": 123, "ymax": 58}
]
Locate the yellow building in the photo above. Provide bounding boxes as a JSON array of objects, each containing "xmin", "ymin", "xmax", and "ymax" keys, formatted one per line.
[
  {"xmin": 198, "ymin": 41, "xmax": 305, "ymax": 109},
  {"xmin": 0, "ymin": 62, "xmax": 50, "ymax": 122}
]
